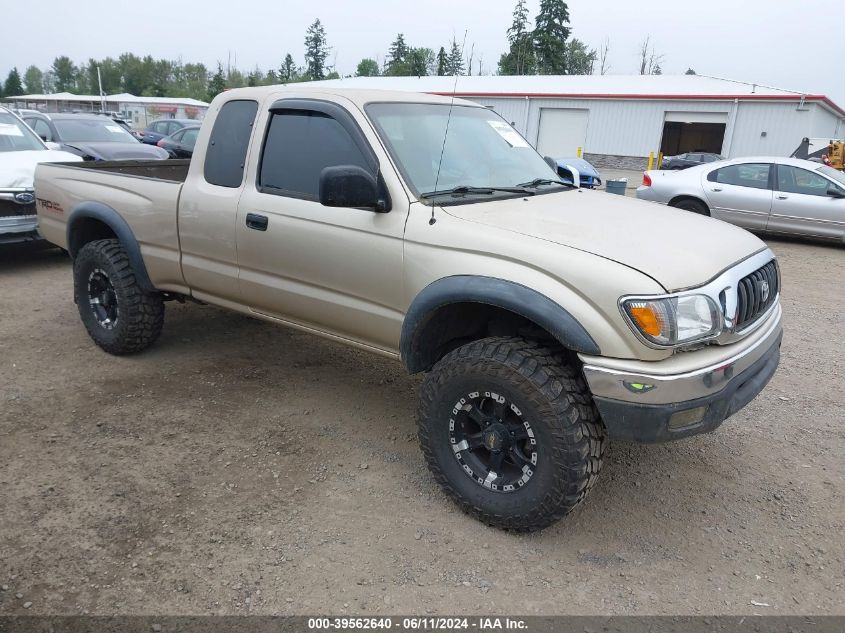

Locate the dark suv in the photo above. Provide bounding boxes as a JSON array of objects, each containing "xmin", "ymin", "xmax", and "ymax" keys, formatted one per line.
[{"xmin": 138, "ymin": 119, "xmax": 199, "ymax": 145}]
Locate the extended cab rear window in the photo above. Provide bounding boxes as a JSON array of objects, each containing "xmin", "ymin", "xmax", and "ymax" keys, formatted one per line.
[{"xmin": 203, "ymin": 100, "xmax": 258, "ymax": 188}]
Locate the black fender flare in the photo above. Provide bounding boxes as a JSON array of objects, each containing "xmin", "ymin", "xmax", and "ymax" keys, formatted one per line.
[
  {"xmin": 66, "ymin": 201, "xmax": 155, "ymax": 292},
  {"xmin": 400, "ymin": 275, "xmax": 600, "ymax": 373}
]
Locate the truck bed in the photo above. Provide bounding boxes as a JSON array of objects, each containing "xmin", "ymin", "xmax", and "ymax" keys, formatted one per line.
[
  {"xmin": 35, "ymin": 159, "xmax": 191, "ymax": 294},
  {"xmin": 55, "ymin": 159, "xmax": 191, "ymax": 182}
]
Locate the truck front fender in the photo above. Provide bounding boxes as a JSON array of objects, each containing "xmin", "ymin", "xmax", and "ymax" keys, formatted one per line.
[
  {"xmin": 400, "ymin": 275, "xmax": 601, "ymax": 374},
  {"xmin": 66, "ymin": 201, "xmax": 155, "ymax": 292}
]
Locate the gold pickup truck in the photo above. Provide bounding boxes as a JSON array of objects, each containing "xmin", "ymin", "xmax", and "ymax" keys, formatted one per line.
[{"xmin": 35, "ymin": 86, "xmax": 783, "ymax": 531}]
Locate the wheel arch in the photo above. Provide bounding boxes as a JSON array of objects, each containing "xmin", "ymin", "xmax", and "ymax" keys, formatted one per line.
[
  {"xmin": 66, "ymin": 202, "xmax": 155, "ymax": 292},
  {"xmin": 400, "ymin": 276, "xmax": 600, "ymax": 374},
  {"xmin": 668, "ymin": 194, "xmax": 711, "ymax": 215}
]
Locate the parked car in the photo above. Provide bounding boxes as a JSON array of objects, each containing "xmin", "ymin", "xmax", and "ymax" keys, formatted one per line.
[
  {"xmin": 637, "ymin": 156, "xmax": 845, "ymax": 242},
  {"xmin": 157, "ymin": 125, "xmax": 200, "ymax": 158},
  {"xmin": 35, "ymin": 87, "xmax": 781, "ymax": 531},
  {"xmin": 22, "ymin": 113, "xmax": 168, "ymax": 161},
  {"xmin": 137, "ymin": 119, "xmax": 199, "ymax": 145},
  {"xmin": 553, "ymin": 156, "xmax": 602, "ymax": 188},
  {"xmin": 0, "ymin": 106, "xmax": 81, "ymax": 244},
  {"xmin": 661, "ymin": 152, "xmax": 724, "ymax": 170}
]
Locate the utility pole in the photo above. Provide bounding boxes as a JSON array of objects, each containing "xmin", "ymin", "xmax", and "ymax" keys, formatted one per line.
[{"xmin": 97, "ymin": 65, "xmax": 107, "ymax": 113}]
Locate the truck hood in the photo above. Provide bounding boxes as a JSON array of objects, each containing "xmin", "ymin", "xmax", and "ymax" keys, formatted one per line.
[
  {"xmin": 0, "ymin": 150, "xmax": 82, "ymax": 188},
  {"xmin": 443, "ymin": 189, "xmax": 767, "ymax": 292},
  {"xmin": 63, "ymin": 142, "xmax": 168, "ymax": 161}
]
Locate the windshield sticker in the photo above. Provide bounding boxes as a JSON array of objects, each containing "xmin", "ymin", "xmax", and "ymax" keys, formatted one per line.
[
  {"xmin": 105, "ymin": 125, "xmax": 124, "ymax": 133},
  {"xmin": 487, "ymin": 120, "xmax": 529, "ymax": 148},
  {"xmin": 0, "ymin": 123, "xmax": 24, "ymax": 137}
]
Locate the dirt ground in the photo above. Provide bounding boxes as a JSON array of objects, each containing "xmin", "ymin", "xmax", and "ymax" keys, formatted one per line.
[{"xmin": 0, "ymin": 237, "xmax": 842, "ymax": 616}]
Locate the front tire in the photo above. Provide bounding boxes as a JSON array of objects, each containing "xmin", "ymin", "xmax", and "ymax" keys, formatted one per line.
[
  {"xmin": 73, "ymin": 239, "xmax": 164, "ymax": 355},
  {"xmin": 417, "ymin": 337, "xmax": 607, "ymax": 531}
]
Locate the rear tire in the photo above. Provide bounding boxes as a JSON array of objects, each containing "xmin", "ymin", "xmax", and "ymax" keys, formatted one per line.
[
  {"xmin": 73, "ymin": 239, "xmax": 164, "ymax": 355},
  {"xmin": 672, "ymin": 198, "xmax": 710, "ymax": 216},
  {"xmin": 417, "ymin": 337, "xmax": 607, "ymax": 532}
]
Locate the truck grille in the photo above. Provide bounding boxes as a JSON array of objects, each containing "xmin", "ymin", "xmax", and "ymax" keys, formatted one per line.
[
  {"xmin": 0, "ymin": 200, "xmax": 36, "ymax": 219},
  {"xmin": 735, "ymin": 260, "xmax": 779, "ymax": 329}
]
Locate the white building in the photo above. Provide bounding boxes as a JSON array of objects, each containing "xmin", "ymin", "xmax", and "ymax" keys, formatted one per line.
[
  {"xmin": 312, "ymin": 75, "xmax": 845, "ymax": 169},
  {"xmin": 5, "ymin": 92, "xmax": 209, "ymax": 129}
]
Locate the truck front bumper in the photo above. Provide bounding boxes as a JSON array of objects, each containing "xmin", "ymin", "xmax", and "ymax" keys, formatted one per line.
[
  {"xmin": 0, "ymin": 215, "xmax": 40, "ymax": 245},
  {"xmin": 580, "ymin": 305, "xmax": 782, "ymax": 443}
]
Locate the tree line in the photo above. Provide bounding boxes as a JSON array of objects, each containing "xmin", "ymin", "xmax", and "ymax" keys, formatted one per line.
[{"xmin": 0, "ymin": 2, "xmax": 680, "ymax": 104}]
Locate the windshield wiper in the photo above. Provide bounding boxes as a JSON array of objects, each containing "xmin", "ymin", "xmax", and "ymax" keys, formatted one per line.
[
  {"xmin": 516, "ymin": 178, "xmax": 574, "ymax": 188},
  {"xmin": 420, "ymin": 185, "xmax": 534, "ymax": 199}
]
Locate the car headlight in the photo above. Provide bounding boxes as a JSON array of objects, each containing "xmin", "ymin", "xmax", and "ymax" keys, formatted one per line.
[{"xmin": 622, "ymin": 295, "xmax": 722, "ymax": 347}]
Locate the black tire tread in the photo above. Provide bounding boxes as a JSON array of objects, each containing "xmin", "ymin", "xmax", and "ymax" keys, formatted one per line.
[
  {"xmin": 73, "ymin": 239, "xmax": 164, "ymax": 355},
  {"xmin": 673, "ymin": 198, "xmax": 710, "ymax": 216},
  {"xmin": 417, "ymin": 336, "xmax": 607, "ymax": 532}
]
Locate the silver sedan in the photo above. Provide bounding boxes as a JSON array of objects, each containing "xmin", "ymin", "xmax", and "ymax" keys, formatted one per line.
[{"xmin": 636, "ymin": 156, "xmax": 845, "ymax": 243}]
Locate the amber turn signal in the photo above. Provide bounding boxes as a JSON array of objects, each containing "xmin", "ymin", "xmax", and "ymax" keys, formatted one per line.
[{"xmin": 628, "ymin": 304, "xmax": 662, "ymax": 337}]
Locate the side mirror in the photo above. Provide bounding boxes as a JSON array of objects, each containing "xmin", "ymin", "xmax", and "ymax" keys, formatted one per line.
[
  {"xmin": 319, "ymin": 165, "xmax": 388, "ymax": 212},
  {"xmin": 827, "ymin": 187, "xmax": 845, "ymax": 199},
  {"xmin": 543, "ymin": 155, "xmax": 558, "ymax": 171},
  {"xmin": 45, "ymin": 142, "xmax": 62, "ymax": 151},
  {"xmin": 563, "ymin": 164, "xmax": 581, "ymax": 189}
]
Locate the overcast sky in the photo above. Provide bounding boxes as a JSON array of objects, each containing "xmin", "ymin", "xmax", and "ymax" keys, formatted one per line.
[{"xmin": 3, "ymin": 0, "xmax": 842, "ymax": 106}]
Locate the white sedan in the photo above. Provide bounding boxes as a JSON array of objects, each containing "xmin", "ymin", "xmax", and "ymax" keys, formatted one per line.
[{"xmin": 636, "ymin": 156, "xmax": 845, "ymax": 243}]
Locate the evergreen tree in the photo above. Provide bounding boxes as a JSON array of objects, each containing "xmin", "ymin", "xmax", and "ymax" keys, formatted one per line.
[
  {"xmin": 4, "ymin": 68, "xmax": 24, "ymax": 97},
  {"xmin": 280, "ymin": 54, "xmax": 298, "ymax": 82},
  {"xmin": 51, "ymin": 56, "xmax": 77, "ymax": 92},
  {"xmin": 499, "ymin": 0, "xmax": 536, "ymax": 75},
  {"xmin": 355, "ymin": 58, "xmax": 380, "ymax": 77},
  {"xmin": 23, "ymin": 66, "xmax": 44, "ymax": 93},
  {"xmin": 533, "ymin": 0, "xmax": 570, "ymax": 74},
  {"xmin": 304, "ymin": 19, "xmax": 329, "ymax": 80},
  {"xmin": 446, "ymin": 39, "xmax": 464, "ymax": 75},
  {"xmin": 265, "ymin": 69, "xmax": 279, "ymax": 85},
  {"xmin": 207, "ymin": 63, "xmax": 226, "ymax": 101},
  {"xmin": 685, "ymin": 68, "xmax": 697, "ymax": 75},
  {"xmin": 385, "ymin": 34, "xmax": 409, "ymax": 75},
  {"xmin": 436, "ymin": 47, "xmax": 448, "ymax": 76}
]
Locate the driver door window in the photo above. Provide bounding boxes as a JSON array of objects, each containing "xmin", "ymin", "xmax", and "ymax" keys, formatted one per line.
[
  {"xmin": 258, "ymin": 110, "xmax": 372, "ymax": 199},
  {"xmin": 777, "ymin": 165, "xmax": 832, "ymax": 196}
]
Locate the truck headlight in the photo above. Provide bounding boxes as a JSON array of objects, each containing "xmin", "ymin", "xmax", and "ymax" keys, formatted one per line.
[{"xmin": 622, "ymin": 295, "xmax": 721, "ymax": 347}]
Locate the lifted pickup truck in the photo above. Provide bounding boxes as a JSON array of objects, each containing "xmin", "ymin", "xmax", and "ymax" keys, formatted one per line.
[{"xmin": 35, "ymin": 87, "xmax": 783, "ymax": 531}]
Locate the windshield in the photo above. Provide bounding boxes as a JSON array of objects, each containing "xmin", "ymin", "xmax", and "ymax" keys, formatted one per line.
[
  {"xmin": 366, "ymin": 103, "xmax": 561, "ymax": 200},
  {"xmin": 54, "ymin": 118, "xmax": 140, "ymax": 144},
  {"xmin": 817, "ymin": 164, "xmax": 845, "ymax": 187},
  {"xmin": 0, "ymin": 112, "xmax": 46, "ymax": 152}
]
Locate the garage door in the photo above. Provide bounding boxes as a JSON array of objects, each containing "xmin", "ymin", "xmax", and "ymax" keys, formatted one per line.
[{"xmin": 536, "ymin": 108, "xmax": 589, "ymax": 157}]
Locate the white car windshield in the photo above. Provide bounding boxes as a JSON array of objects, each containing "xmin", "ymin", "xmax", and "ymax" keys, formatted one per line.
[
  {"xmin": 54, "ymin": 118, "xmax": 140, "ymax": 144},
  {"xmin": 0, "ymin": 111, "xmax": 46, "ymax": 152},
  {"xmin": 366, "ymin": 103, "xmax": 563, "ymax": 200}
]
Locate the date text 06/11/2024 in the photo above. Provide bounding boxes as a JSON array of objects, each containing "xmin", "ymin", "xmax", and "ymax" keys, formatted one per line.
[{"xmin": 307, "ymin": 617, "xmax": 529, "ymax": 630}]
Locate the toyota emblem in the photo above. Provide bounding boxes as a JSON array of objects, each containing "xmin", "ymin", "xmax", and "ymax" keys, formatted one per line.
[{"xmin": 760, "ymin": 280, "xmax": 770, "ymax": 303}]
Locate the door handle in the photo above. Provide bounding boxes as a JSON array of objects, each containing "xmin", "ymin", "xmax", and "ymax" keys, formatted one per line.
[
  {"xmin": 776, "ymin": 195, "xmax": 788, "ymax": 200},
  {"xmin": 711, "ymin": 188, "xmax": 723, "ymax": 192},
  {"xmin": 245, "ymin": 213, "xmax": 268, "ymax": 231}
]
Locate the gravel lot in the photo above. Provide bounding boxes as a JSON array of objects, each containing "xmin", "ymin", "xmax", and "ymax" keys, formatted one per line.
[{"xmin": 0, "ymin": 237, "xmax": 842, "ymax": 616}]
